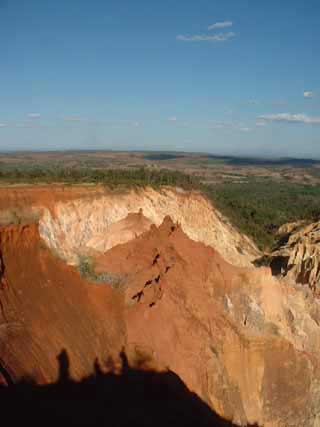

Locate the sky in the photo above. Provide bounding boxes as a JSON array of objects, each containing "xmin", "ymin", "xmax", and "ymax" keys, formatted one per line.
[{"xmin": 0, "ymin": 0, "xmax": 320, "ymax": 157}]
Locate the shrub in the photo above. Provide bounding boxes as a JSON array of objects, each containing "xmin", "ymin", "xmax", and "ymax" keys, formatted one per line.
[{"xmin": 77, "ymin": 255, "xmax": 126, "ymax": 291}]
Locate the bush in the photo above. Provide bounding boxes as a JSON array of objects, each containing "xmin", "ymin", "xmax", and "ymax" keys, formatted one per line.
[
  {"xmin": 0, "ymin": 165, "xmax": 201, "ymax": 191},
  {"xmin": 203, "ymin": 181, "xmax": 320, "ymax": 251},
  {"xmin": 77, "ymin": 255, "xmax": 126, "ymax": 291}
]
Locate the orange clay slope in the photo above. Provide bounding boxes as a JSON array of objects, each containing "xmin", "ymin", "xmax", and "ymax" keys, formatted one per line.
[{"xmin": 1, "ymin": 216, "xmax": 320, "ymax": 426}]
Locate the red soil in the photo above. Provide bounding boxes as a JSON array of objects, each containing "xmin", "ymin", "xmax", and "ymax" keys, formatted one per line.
[
  {"xmin": 0, "ymin": 215, "xmax": 317, "ymax": 426},
  {"xmin": 0, "ymin": 223, "xmax": 125, "ymax": 383}
]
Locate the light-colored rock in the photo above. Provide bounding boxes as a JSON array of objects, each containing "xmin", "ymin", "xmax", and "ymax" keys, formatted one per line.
[
  {"xmin": 39, "ymin": 187, "xmax": 260, "ymax": 266},
  {"xmin": 266, "ymin": 221, "xmax": 320, "ymax": 294}
]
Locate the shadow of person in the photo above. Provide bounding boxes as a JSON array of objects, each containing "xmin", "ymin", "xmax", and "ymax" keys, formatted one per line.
[
  {"xmin": 0, "ymin": 348, "xmax": 259, "ymax": 427},
  {"xmin": 56, "ymin": 349, "xmax": 70, "ymax": 383},
  {"xmin": 119, "ymin": 348, "xmax": 130, "ymax": 372}
]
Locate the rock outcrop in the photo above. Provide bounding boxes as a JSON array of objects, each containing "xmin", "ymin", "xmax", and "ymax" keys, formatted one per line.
[
  {"xmin": 262, "ymin": 220, "xmax": 320, "ymax": 295},
  {"xmin": 38, "ymin": 187, "xmax": 260, "ymax": 267},
  {"xmin": 1, "ymin": 216, "xmax": 320, "ymax": 426},
  {"xmin": 96, "ymin": 217, "xmax": 320, "ymax": 427}
]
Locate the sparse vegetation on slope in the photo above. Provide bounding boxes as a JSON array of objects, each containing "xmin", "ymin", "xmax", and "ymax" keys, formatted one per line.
[{"xmin": 78, "ymin": 255, "xmax": 126, "ymax": 290}]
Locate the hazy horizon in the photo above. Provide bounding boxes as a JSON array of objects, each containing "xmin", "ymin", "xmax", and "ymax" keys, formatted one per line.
[
  {"xmin": 1, "ymin": 0, "xmax": 319, "ymax": 157},
  {"xmin": 1, "ymin": 148, "xmax": 320, "ymax": 162}
]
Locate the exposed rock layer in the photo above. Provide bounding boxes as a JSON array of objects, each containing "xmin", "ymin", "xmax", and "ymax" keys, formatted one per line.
[
  {"xmin": 264, "ymin": 221, "xmax": 320, "ymax": 295},
  {"xmin": 38, "ymin": 187, "xmax": 260, "ymax": 266},
  {"xmin": 1, "ymin": 218, "xmax": 320, "ymax": 426}
]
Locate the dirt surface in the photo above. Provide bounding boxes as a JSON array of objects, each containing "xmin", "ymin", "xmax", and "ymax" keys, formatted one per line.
[
  {"xmin": 1, "ymin": 217, "xmax": 320, "ymax": 426},
  {"xmin": 0, "ymin": 184, "xmax": 106, "ymax": 212}
]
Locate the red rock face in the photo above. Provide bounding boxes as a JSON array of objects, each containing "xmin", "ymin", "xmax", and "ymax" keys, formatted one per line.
[
  {"xmin": 96, "ymin": 217, "xmax": 320, "ymax": 426},
  {"xmin": 0, "ymin": 224, "xmax": 125, "ymax": 384},
  {"xmin": 1, "ymin": 217, "xmax": 320, "ymax": 427}
]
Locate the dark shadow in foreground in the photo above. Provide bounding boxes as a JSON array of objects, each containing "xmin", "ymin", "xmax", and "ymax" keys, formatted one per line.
[{"xmin": 0, "ymin": 349, "xmax": 257, "ymax": 427}]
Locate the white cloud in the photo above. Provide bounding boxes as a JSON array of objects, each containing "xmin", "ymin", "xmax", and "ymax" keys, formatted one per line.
[
  {"xmin": 177, "ymin": 32, "xmax": 235, "ymax": 42},
  {"xmin": 209, "ymin": 120, "xmax": 232, "ymax": 129},
  {"xmin": 27, "ymin": 113, "xmax": 41, "ymax": 118},
  {"xmin": 247, "ymin": 99, "xmax": 261, "ymax": 106},
  {"xmin": 0, "ymin": 123, "xmax": 6, "ymax": 127},
  {"xmin": 208, "ymin": 120, "xmax": 252, "ymax": 132},
  {"xmin": 304, "ymin": 91, "xmax": 313, "ymax": 98},
  {"xmin": 15, "ymin": 122, "xmax": 44, "ymax": 128},
  {"xmin": 256, "ymin": 121, "xmax": 267, "ymax": 127},
  {"xmin": 210, "ymin": 123, "xmax": 224, "ymax": 129},
  {"xmin": 244, "ymin": 98, "xmax": 287, "ymax": 107},
  {"xmin": 168, "ymin": 116, "xmax": 177, "ymax": 122},
  {"xmin": 63, "ymin": 116, "xmax": 89, "ymax": 122},
  {"xmin": 63, "ymin": 116, "xmax": 105, "ymax": 126},
  {"xmin": 259, "ymin": 113, "xmax": 320, "ymax": 124},
  {"xmin": 131, "ymin": 121, "xmax": 141, "ymax": 127},
  {"xmin": 208, "ymin": 21, "xmax": 232, "ymax": 30}
]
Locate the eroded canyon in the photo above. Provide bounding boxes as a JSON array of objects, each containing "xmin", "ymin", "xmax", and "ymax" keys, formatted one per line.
[{"xmin": 1, "ymin": 185, "xmax": 320, "ymax": 427}]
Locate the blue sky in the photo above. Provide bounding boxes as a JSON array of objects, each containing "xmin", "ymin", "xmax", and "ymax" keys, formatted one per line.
[{"xmin": 0, "ymin": 0, "xmax": 320, "ymax": 157}]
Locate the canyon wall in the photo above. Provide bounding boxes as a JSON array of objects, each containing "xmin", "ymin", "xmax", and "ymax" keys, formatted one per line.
[
  {"xmin": 38, "ymin": 187, "xmax": 260, "ymax": 266},
  {"xmin": 1, "ymin": 216, "xmax": 320, "ymax": 426},
  {"xmin": 261, "ymin": 221, "xmax": 320, "ymax": 296},
  {"xmin": 1, "ymin": 185, "xmax": 320, "ymax": 426}
]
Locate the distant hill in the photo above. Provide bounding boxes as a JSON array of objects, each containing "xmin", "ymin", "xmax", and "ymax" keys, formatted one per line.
[{"xmin": 206, "ymin": 155, "xmax": 319, "ymax": 167}]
